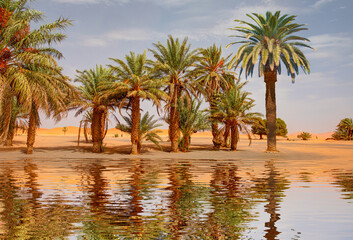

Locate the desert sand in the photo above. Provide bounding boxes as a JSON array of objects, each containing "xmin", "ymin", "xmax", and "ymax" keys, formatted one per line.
[{"xmin": 1, "ymin": 127, "xmax": 352, "ymax": 173}]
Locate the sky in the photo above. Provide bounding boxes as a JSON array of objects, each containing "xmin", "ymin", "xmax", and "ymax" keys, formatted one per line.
[{"xmin": 30, "ymin": 0, "xmax": 353, "ymax": 133}]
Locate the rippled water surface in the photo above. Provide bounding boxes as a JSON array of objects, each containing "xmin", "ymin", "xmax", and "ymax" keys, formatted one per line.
[{"xmin": 0, "ymin": 158, "xmax": 352, "ymax": 239}]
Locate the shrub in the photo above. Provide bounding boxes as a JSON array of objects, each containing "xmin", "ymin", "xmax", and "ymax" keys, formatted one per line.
[{"xmin": 297, "ymin": 132, "xmax": 311, "ymax": 140}]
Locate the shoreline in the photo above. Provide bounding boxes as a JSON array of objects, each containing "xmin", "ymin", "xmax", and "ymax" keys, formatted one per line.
[{"xmin": 1, "ymin": 134, "xmax": 352, "ymax": 164}]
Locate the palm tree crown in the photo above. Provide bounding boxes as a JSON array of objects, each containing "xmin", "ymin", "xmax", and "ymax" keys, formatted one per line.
[{"xmin": 227, "ymin": 11, "xmax": 312, "ymax": 82}]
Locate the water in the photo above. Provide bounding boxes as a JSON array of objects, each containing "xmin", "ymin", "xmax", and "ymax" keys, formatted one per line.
[{"xmin": 0, "ymin": 158, "xmax": 352, "ymax": 239}]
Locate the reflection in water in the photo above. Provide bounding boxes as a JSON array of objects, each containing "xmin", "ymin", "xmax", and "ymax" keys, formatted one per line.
[
  {"xmin": 199, "ymin": 163, "xmax": 254, "ymax": 239},
  {"xmin": 0, "ymin": 158, "xmax": 352, "ymax": 239},
  {"xmin": 252, "ymin": 161, "xmax": 290, "ymax": 240},
  {"xmin": 0, "ymin": 160, "xmax": 76, "ymax": 239},
  {"xmin": 332, "ymin": 170, "xmax": 353, "ymax": 200}
]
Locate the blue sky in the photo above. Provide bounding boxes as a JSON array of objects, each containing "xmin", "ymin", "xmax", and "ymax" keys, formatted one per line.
[{"xmin": 31, "ymin": 0, "xmax": 353, "ymax": 133}]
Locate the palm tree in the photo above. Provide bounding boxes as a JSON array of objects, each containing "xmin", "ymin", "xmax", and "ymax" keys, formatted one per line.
[
  {"xmin": 106, "ymin": 51, "xmax": 167, "ymax": 154},
  {"xmin": 0, "ymin": 95, "xmax": 28, "ymax": 146},
  {"xmin": 211, "ymin": 87, "xmax": 262, "ymax": 150},
  {"xmin": 338, "ymin": 118, "xmax": 353, "ymax": 140},
  {"xmin": 194, "ymin": 44, "xmax": 236, "ymax": 148},
  {"xmin": 177, "ymin": 96, "xmax": 210, "ymax": 152},
  {"xmin": 74, "ymin": 65, "xmax": 114, "ymax": 153},
  {"xmin": 227, "ymin": 11, "xmax": 312, "ymax": 151},
  {"xmin": 116, "ymin": 112, "xmax": 163, "ymax": 152},
  {"xmin": 77, "ymin": 110, "xmax": 92, "ymax": 146},
  {"xmin": 149, "ymin": 35, "xmax": 199, "ymax": 152},
  {"xmin": 0, "ymin": 0, "xmax": 76, "ymax": 154}
]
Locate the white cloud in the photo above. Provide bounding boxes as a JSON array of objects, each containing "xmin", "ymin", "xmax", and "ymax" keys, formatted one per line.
[
  {"xmin": 312, "ymin": 0, "xmax": 335, "ymax": 8},
  {"xmin": 106, "ymin": 29, "xmax": 164, "ymax": 41},
  {"xmin": 79, "ymin": 28, "xmax": 166, "ymax": 47},
  {"xmin": 305, "ymin": 33, "xmax": 353, "ymax": 62},
  {"xmin": 82, "ymin": 38, "xmax": 108, "ymax": 47}
]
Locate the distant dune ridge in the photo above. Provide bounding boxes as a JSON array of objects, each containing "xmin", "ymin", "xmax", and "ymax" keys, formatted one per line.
[{"xmin": 31, "ymin": 126, "xmax": 334, "ymax": 140}]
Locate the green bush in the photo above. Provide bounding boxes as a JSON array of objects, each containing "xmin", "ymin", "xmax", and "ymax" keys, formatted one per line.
[{"xmin": 297, "ymin": 132, "xmax": 312, "ymax": 140}]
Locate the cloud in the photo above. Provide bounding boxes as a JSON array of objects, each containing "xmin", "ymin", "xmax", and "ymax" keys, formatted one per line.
[
  {"xmin": 82, "ymin": 38, "xmax": 108, "ymax": 47},
  {"xmin": 80, "ymin": 28, "xmax": 166, "ymax": 47},
  {"xmin": 305, "ymin": 33, "xmax": 353, "ymax": 62},
  {"xmin": 312, "ymin": 0, "xmax": 335, "ymax": 8},
  {"xmin": 106, "ymin": 29, "xmax": 164, "ymax": 41},
  {"xmin": 52, "ymin": 0, "xmax": 196, "ymax": 7}
]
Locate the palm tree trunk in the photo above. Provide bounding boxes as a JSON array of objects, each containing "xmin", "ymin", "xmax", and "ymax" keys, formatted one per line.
[
  {"xmin": 210, "ymin": 100, "xmax": 222, "ymax": 149},
  {"xmin": 0, "ymin": 89, "xmax": 12, "ymax": 143},
  {"xmin": 84, "ymin": 122, "xmax": 89, "ymax": 143},
  {"xmin": 77, "ymin": 121, "xmax": 82, "ymax": 146},
  {"xmin": 91, "ymin": 106, "xmax": 106, "ymax": 153},
  {"xmin": 169, "ymin": 84, "xmax": 180, "ymax": 152},
  {"xmin": 4, "ymin": 124, "xmax": 15, "ymax": 146},
  {"xmin": 131, "ymin": 96, "xmax": 140, "ymax": 155},
  {"xmin": 26, "ymin": 109, "xmax": 36, "ymax": 154},
  {"xmin": 230, "ymin": 123, "xmax": 239, "ymax": 151},
  {"xmin": 264, "ymin": 70, "xmax": 277, "ymax": 152},
  {"xmin": 180, "ymin": 134, "xmax": 190, "ymax": 152},
  {"xmin": 222, "ymin": 121, "xmax": 231, "ymax": 147}
]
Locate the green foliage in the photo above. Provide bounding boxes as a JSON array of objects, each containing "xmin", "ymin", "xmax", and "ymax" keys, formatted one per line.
[
  {"xmin": 251, "ymin": 117, "xmax": 266, "ymax": 139},
  {"xmin": 332, "ymin": 118, "xmax": 353, "ymax": 140},
  {"xmin": 106, "ymin": 51, "xmax": 168, "ymax": 112},
  {"xmin": 251, "ymin": 117, "xmax": 288, "ymax": 137},
  {"xmin": 211, "ymin": 86, "xmax": 262, "ymax": 149},
  {"xmin": 276, "ymin": 118, "xmax": 288, "ymax": 137},
  {"xmin": 297, "ymin": 132, "xmax": 312, "ymax": 140},
  {"xmin": 227, "ymin": 11, "xmax": 312, "ymax": 82},
  {"xmin": 0, "ymin": 0, "xmax": 76, "ymax": 142},
  {"xmin": 116, "ymin": 112, "xmax": 163, "ymax": 150},
  {"xmin": 177, "ymin": 95, "xmax": 210, "ymax": 151},
  {"xmin": 62, "ymin": 126, "xmax": 68, "ymax": 135}
]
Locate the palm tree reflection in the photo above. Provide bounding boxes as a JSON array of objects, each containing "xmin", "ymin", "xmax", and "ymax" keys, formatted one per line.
[{"xmin": 252, "ymin": 161, "xmax": 290, "ymax": 240}]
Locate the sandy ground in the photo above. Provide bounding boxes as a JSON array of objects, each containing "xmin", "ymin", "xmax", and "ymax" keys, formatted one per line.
[{"xmin": 0, "ymin": 128, "xmax": 352, "ymax": 167}]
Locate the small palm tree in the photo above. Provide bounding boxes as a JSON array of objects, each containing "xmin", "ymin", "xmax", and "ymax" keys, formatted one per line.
[
  {"xmin": 177, "ymin": 96, "xmax": 210, "ymax": 152},
  {"xmin": 297, "ymin": 132, "xmax": 311, "ymax": 140},
  {"xmin": 338, "ymin": 118, "xmax": 353, "ymax": 140},
  {"xmin": 77, "ymin": 111, "xmax": 92, "ymax": 146},
  {"xmin": 211, "ymin": 87, "xmax": 262, "ymax": 151},
  {"xmin": 74, "ymin": 65, "xmax": 114, "ymax": 153},
  {"xmin": 116, "ymin": 112, "xmax": 163, "ymax": 152},
  {"xmin": 149, "ymin": 35, "xmax": 199, "ymax": 152},
  {"xmin": 106, "ymin": 51, "xmax": 167, "ymax": 154},
  {"xmin": 227, "ymin": 11, "xmax": 312, "ymax": 151},
  {"xmin": 62, "ymin": 126, "xmax": 68, "ymax": 135}
]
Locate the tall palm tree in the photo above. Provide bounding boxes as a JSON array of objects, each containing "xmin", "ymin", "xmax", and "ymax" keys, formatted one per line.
[
  {"xmin": 116, "ymin": 112, "xmax": 163, "ymax": 152},
  {"xmin": 74, "ymin": 65, "xmax": 114, "ymax": 153},
  {"xmin": 211, "ymin": 87, "xmax": 262, "ymax": 151},
  {"xmin": 106, "ymin": 51, "xmax": 167, "ymax": 154},
  {"xmin": 227, "ymin": 11, "xmax": 312, "ymax": 151},
  {"xmin": 0, "ymin": 0, "xmax": 76, "ymax": 153},
  {"xmin": 194, "ymin": 44, "xmax": 236, "ymax": 148},
  {"xmin": 149, "ymin": 35, "xmax": 199, "ymax": 152}
]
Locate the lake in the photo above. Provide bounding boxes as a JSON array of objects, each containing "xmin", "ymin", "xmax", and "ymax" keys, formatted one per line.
[{"xmin": 0, "ymin": 156, "xmax": 352, "ymax": 239}]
